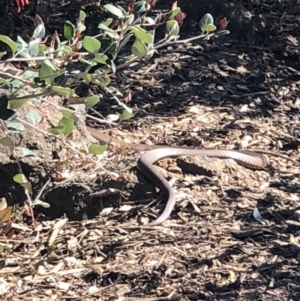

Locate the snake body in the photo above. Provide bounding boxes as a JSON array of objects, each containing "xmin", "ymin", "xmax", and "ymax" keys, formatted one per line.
[{"xmin": 137, "ymin": 148, "xmax": 268, "ymax": 226}]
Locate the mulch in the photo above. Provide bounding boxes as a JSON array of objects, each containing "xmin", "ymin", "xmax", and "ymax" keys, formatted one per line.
[{"xmin": 0, "ymin": 0, "xmax": 300, "ymax": 300}]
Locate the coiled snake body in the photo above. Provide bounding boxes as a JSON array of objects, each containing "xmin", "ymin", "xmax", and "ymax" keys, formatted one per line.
[
  {"xmin": 138, "ymin": 148, "xmax": 268, "ymax": 226},
  {"xmin": 86, "ymin": 126, "xmax": 268, "ymax": 227}
]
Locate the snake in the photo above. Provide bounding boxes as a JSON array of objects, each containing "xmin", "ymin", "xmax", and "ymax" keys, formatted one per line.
[
  {"xmin": 86, "ymin": 126, "xmax": 268, "ymax": 227},
  {"xmin": 137, "ymin": 148, "xmax": 268, "ymax": 226}
]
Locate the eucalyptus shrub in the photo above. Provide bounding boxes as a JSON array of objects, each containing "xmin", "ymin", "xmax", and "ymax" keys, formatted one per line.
[{"xmin": 0, "ymin": 1, "xmax": 229, "ymax": 205}]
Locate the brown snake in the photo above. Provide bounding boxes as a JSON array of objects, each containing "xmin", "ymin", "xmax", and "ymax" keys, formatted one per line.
[
  {"xmin": 87, "ymin": 126, "xmax": 268, "ymax": 227},
  {"xmin": 138, "ymin": 148, "xmax": 267, "ymax": 226}
]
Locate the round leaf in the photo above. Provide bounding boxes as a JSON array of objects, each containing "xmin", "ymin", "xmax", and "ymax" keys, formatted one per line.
[
  {"xmin": 28, "ymin": 40, "xmax": 40, "ymax": 57},
  {"xmin": 10, "ymin": 99, "xmax": 28, "ymax": 110},
  {"xmin": 199, "ymin": 13, "xmax": 214, "ymax": 32},
  {"xmin": 26, "ymin": 111, "xmax": 42, "ymax": 124},
  {"xmin": 83, "ymin": 36, "xmax": 101, "ymax": 54},
  {"xmin": 131, "ymin": 39, "xmax": 148, "ymax": 58},
  {"xmin": 0, "ymin": 35, "xmax": 18, "ymax": 53},
  {"xmin": 93, "ymin": 53, "xmax": 108, "ymax": 64},
  {"xmin": 7, "ymin": 122, "xmax": 23, "ymax": 131},
  {"xmin": 13, "ymin": 173, "xmax": 28, "ymax": 184},
  {"xmin": 60, "ymin": 110, "xmax": 78, "ymax": 122},
  {"xmin": 166, "ymin": 8, "xmax": 181, "ymax": 20},
  {"xmin": 166, "ymin": 20, "xmax": 180, "ymax": 36},
  {"xmin": 88, "ymin": 143, "xmax": 108, "ymax": 155},
  {"xmin": 20, "ymin": 147, "xmax": 37, "ymax": 157},
  {"xmin": 58, "ymin": 117, "xmax": 74, "ymax": 134},
  {"xmin": 85, "ymin": 95, "xmax": 100, "ymax": 109},
  {"xmin": 133, "ymin": 1, "xmax": 147, "ymax": 15},
  {"xmin": 64, "ymin": 21, "xmax": 75, "ymax": 40},
  {"xmin": 94, "ymin": 74, "xmax": 111, "ymax": 87},
  {"xmin": 104, "ymin": 4, "xmax": 124, "ymax": 19},
  {"xmin": 120, "ymin": 108, "xmax": 133, "ymax": 121},
  {"xmin": 78, "ymin": 10, "xmax": 86, "ymax": 23},
  {"xmin": 203, "ymin": 24, "xmax": 216, "ymax": 33},
  {"xmin": 32, "ymin": 24, "xmax": 46, "ymax": 40},
  {"xmin": 0, "ymin": 137, "xmax": 14, "ymax": 152},
  {"xmin": 48, "ymin": 117, "xmax": 74, "ymax": 135},
  {"xmin": 131, "ymin": 26, "xmax": 153, "ymax": 44}
]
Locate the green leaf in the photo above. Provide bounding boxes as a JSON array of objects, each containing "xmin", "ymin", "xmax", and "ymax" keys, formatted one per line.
[
  {"xmin": 11, "ymin": 79, "xmax": 23, "ymax": 89},
  {"xmin": 0, "ymin": 35, "xmax": 18, "ymax": 53},
  {"xmin": 23, "ymin": 70, "xmax": 39, "ymax": 79},
  {"xmin": 26, "ymin": 111, "xmax": 42, "ymax": 124},
  {"xmin": 64, "ymin": 21, "xmax": 75, "ymax": 40},
  {"xmin": 48, "ymin": 117, "xmax": 74, "ymax": 135},
  {"xmin": 39, "ymin": 60, "xmax": 59, "ymax": 85},
  {"xmin": 19, "ymin": 147, "xmax": 37, "ymax": 157},
  {"xmin": 13, "ymin": 173, "xmax": 32, "ymax": 193},
  {"xmin": 120, "ymin": 108, "xmax": 133, "ymax": 121},
  {"xmin": 17, "ymin": 48, "xmax": 31, "ymax": 59},
  {"xmin": 131, "ymin": 26, "xmax": 153, "ymax": 44},
  {"xmin": 133, "ymin": 1, "xmax": 147, "ymax": 15},
  {"xmin": 32, "ymin": 24, "xmax": 45, "ymax": 40},
  {"xmin": 47, "ymin": 126, "xmax": 64, "ymax": 135},
  {"xmin": 17, "ymin": 36, "xmax": 28, "ymax": 48},
  {"xmin": 38, "ymin": 44, "xmax": 46, "ymax": 54},
  {"xmin": 0, "ymin": 77, "xmax": 11, "ymax": 87},
  {"xmin": 28, "ymin": 40, "xmax": 39, "ymax": 57},
  {"xmin": 0, "ymin": 137, "xmax": 14, "ymax": 152},
  {"xmin": 104, "ymin": 4, "xmax": 124, "ymax": 19},
  {"xmin": 7, "ymin": 122, "xmax": 23, "ymax": 131},
  {"xmin": 131, "ymin": 39, "xmax": 148, "ymax": 58},
  {"xmin": 83, "ymin": 36, "xmax": 101, "ymax": 54},
  {"xmin": 93, "ymin": 53, "xmax": 109, "ymax": 64},
  {"xmin": 199, "ymin": 13, "xmax": 214, "ymax": 32},
  {"xmin": 85, "ymin": 95, "xmax": 100, "ymax": 109},
  {"xmin": 166, "ymin": 7, "xmax": 181, "ymax": 20},
  {"xmin": 98, "ymin": 24, "xmax": 119, "ymax": 39},
  {"xmin": 203, "ymin": 24, "xmax": 216, "ymax": 33},
  {"xmin": 214, "ymin": 30, "xmax": 230, "ymax": 38},
  {"xmin": 60, "ymin": 110, "xmax": 79, "ymax": 122},
  {"xmin": 101, "ymin": 18, "xmax": 113, "ymax": 27},
  {"xmin": 9, "ymin": 99, "xmax": 28, "ymax": 109},
  {"xmin": 79, "ymin": 72, "xmax": 93, "ymax": 83},
  {"xmin": 94, "ymin": 73, "xmax": 111, "ymax": 87},
  {"xmin": 88, "ymin": 143, "xmax": 108, "ymax": 155},
  {"xmin": 78, "ymin": 10, "xmax": 86, "ymax": 23},
  {"xmin": 127, "ymin": 14, "xmax": 135, "ymax": 25},
  {"xmin": 51, "ymin": 86, "xmax": 74, "ymax": 96},
  {"xmin": 166, "ymin": 20, "xmax": 180, "ymax": 36},
  {"xmin": 13, "ymin": 173, "xmax": 28, "ymax": 184},
  {"xmin": 58, "ymin": 117, "xmax": 74, "ymax": 135}
]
